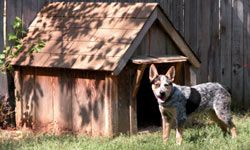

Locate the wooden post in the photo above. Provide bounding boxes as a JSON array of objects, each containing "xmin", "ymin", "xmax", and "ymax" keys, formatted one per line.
[
  {"xmin": 14, "ymin": 69, "xmax": 22, "ymax": 128},
  {"xmin": 130, "ymin": 64, "xmax": 146, "ymax": 134},
  {"xmin": 105, "ymin": 75, "xmax": 118, "ymax": 137}
]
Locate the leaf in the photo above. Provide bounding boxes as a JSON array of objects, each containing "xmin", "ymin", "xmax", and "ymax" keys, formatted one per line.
[
  {"xmin": 8, "ymin": 33, "xmax": 17, "ymax": 41},
  {"xmin": 13, "ymin": 17, "xmax": 22, "ymax": 30},
  {"xmin": 0, "ymin": 54, "xmax": 5, "ymax": 59}
]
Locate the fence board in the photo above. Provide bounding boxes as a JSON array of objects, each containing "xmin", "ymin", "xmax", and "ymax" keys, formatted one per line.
[
  {"xmin": 243, "ymin": 0, "xmax": 250, "ymax": 108},
  {"xmin": 0, "ymin": 0, "xmax": 3, "ymax": 52},
  {"xmin": 0, "ymin": 0, "xmax": 7, "ymax": 95},
  {"xmin": 209, "ymin": 0, "xmax": 220, "ymax": 82},
  {"xmin": 220, "ymin": 0, "xmax": 232, "ymax": 94},
  {"xmin": 6, "ymin": 0, "xmax": 22, "ymax": 33},
  {"xmin": 197, "ymin": 0, "xmax": 211, "ymax": 83},
  {"xmin": 231, "ymin": 0, "xmax": 244, "ymax": 108},
  {"xmin": 22, "ymin": 0, "xmax": 38, "ymax": 29},
  {"xmin": 171, "ymin": 0, "xmax": 184, "ymax": 35},
  {"xmin": 184, "ymin": 0, "xmax": 198, "ymax": 53}
]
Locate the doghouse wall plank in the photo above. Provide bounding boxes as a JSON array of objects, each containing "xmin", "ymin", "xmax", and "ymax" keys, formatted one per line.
[
  {"xmin": 33, "ymin": 69, "xmax": 54, "ymax": 130},
  {"xmin": 53, "ymin": 69, "xmax": 73, "ymax": 132},
  {"xmin": 16, "ymin": 68, "xmax": 109, "ymax": 135},
  {"xmin": 72, "ymin": 73, "xmax": 92, "ymax": 135},
  {"xmin": 21, "ymin": 68, "xmax": 35, "ymax": 128},
  {"xmin": 132, "ymin": 22, "xmax": 181, "ymax": 58},
  {"xmin": 89, "ymin": 73, "xmax": 106, "ymax": 136},
  {"xmin": 117, "ymin": 66, "xmax": 131, "ymax": 134}
]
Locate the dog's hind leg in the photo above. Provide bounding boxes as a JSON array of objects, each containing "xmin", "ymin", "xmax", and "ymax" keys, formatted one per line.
[
  {"xmin": 209, "ymin": 110, "xmax": 229, "ymax": 135},
  {"xmin": 212, "ymin": 104, "xmax": 237, "ymax": 138}
]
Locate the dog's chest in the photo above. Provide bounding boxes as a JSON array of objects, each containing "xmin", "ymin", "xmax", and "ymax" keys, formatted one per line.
[{"xmin": 159, "ymin": 105, "xmax": 176, "ymax": 118}]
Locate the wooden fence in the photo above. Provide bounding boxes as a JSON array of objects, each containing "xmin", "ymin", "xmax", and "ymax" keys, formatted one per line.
[{"xmin": 0, "ymin": 0, "xmax": 249, "ymax": 109}]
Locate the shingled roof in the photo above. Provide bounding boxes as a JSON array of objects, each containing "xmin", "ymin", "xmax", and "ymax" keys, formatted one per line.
[{"xmin": 12, "ymin": 2, "xmax": 200, "ymax": 75}]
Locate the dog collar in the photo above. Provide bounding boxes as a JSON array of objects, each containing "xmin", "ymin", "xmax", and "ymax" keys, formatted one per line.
[
  {"xmin": 160, "ymin": 86, "xmax": 176, "ymax": 105},
  {"xmin": 167, "ymin": 86, "xmax": 175, "ymax": 101}
]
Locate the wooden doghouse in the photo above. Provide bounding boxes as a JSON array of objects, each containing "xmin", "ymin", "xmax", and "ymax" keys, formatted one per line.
[{"xmin": 11, "ymin": 2, "xmax": 200, "ymax": 136}]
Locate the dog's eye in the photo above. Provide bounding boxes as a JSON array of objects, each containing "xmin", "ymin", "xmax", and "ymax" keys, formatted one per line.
[
  {"xmin": 155, "ymin": 83, "xmax": 160, "ymax": 87},
  {"xmin": 164, "ymin": 83, "xmax": 169, "ymax": 87}
]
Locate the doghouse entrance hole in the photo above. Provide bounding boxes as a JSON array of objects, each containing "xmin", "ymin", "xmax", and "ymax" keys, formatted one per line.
[{"xmin": 137, "ymin": 64, "xmax": 174, "ymax": 129}]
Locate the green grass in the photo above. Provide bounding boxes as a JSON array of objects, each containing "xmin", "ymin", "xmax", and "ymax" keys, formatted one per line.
[{"xmin": 1, "ymin": 113, "xmax": 250, "ymax": 150}]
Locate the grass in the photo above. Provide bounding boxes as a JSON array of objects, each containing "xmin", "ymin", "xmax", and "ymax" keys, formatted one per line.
[{"xmin": 0, "ymin": 113, "xmax": 250, "ymax": 150}]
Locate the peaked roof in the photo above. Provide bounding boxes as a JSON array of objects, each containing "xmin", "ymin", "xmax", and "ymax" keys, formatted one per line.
[{"xmin": 12, "ymin": 2, "xmax": 200, "ymax": 75}]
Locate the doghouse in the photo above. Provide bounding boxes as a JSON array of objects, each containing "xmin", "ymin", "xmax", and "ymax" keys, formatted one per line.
[{"xmin": 11, "ymin": 2, "xmax": 200, "ymax": 136}]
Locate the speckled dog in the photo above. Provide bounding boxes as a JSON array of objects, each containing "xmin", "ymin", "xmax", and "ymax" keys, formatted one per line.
[{"xmin": 149, "ymin": 64, "xmax": 237, "ymax": 145}]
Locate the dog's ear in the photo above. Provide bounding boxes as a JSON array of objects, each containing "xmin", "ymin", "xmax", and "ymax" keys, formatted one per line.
[
  {"xmin": 166, "ymin": 66, "xmax": 175, "ymax": 82},
  {"xmin": 149, "ymin": 64, "xmax": 158, "ymax": 82}
]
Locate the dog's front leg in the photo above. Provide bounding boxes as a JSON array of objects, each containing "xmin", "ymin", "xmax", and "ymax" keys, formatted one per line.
[
  {"xmin": 175, "ymin": 111, "xmax": 186, "ymax": 145},
  {"xmin": 176, "ymin": 127, "xmax": 183, "ymax": 145},
  {"xmin": 162, "ymin": 115, "xmax": 172, "ymax": 142}
]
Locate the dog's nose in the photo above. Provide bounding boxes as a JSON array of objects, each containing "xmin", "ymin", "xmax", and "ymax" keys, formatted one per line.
[{"xmin": 160, "ymin": 91, "xmax": 165, "ymax": 96}]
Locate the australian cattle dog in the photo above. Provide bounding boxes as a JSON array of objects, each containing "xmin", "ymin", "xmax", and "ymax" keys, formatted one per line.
[{"xmin": 149, "ymin": 64, "xmax": 237, "ymax": 145}]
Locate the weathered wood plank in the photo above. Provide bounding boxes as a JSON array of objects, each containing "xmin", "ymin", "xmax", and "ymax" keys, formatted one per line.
[
  {"xmin": 130, "ymin": 65, "xmax": 146, "ymax": 134},
  {"xmin": 14, "ymin": 69, "xmax": 22, "ymax": 128},
  {"xmin": 184, "ymin": 0, "xmax": 198, "ymax": 56},
  {"xmin": 131, "ymin": 56, "xmax": 187, "ymax": 64},
  {"xmin": 117, "ymin": 67, "xmax": 130, "ymax": 134},
  {"xmin": 156, "ymin": 8, "xmax": 200, "ymax": 68},
  {"xmin": 220, "ymin": 0, "xmax": 232, "ymax": 92},
  {"xmin": 231, "ymin": 0, "xmax": 244, "ymax": 108},
  {"xmin": 0, "ymin": 0, "xmax": 7, "ymax": 95},
  {"xmin": 6, "ymin": 0, "xmax": 22, "ymax": 33},
  {"xmin": 243, "ymin": 0, "xmax": 250, "ymax": 108},
  {"xmin": 72, "ymin": 72, "xmax": 92, "ymax": 135},
  {"xmin": 37, "ymin": 0, "xmax": 48, "ymax": 11},
  {"xmin": 113, "ymin": 8, "xmax": 157, "ymax": 75},
  {"xmin": 104, "ymin": 75, "xmax": 118, "ymax": 137},
  {"xmin": 149, "ymin": 22, "xmax": 181, "ymax": 56},
  {"xmin": 33, "ymin": 68, "xmax": 54, "ymax": 131},
  {"xmin": 21, "ymin": 68, "xmax": 35, "ymax": 128},
  {"xmin": 208, "ymin": 0, "xmax": 220, "ymax": 82},
  {"xmin": 197, "ymin": 0, "xmax": 211, "ymax": 82},
  {"xmin": 53, "ymin": 69, "xmax": 73, "ymax": 133},
  {"xmin": 170, "ymin": 0, "xmax": 184, "ymax": 35},
  {"xmin": 91, "ymin": 73, "xmax": 106, "ymax": 136},
  {"xmin": 0, "ymin": 0, "xmax": 3, "ymax": 52},
  {"xmin": 22, "ymin": 0, "xmax": 38, "ymax": 29}
]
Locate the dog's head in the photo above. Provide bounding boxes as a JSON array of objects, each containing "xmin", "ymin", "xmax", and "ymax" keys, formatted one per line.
[{"xmin": 149, "ymin": 64, "xmax": 175, "ymax": 104}]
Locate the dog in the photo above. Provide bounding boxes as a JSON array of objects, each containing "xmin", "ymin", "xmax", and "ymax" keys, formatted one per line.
[{"xmin": 149, "ymin": 64, "xmax": 237, "ymax": 145}]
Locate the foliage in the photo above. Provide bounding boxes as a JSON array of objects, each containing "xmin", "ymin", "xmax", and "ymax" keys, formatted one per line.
[
  {"xmin": 0, "ymin": 96, "xmax": 14, "ymax": 128},
  {"xmin": 0, "ymin": 17, "xmax": 45, "ymax": 72},
  {"xmin": 0, "ymin": 113, "xmax": 250, "ymax": 150}
]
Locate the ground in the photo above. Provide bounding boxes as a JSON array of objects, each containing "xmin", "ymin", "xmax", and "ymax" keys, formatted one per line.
[{"xmin": 0, "ymin": 112, "xmax": 250, "ymax": 150}]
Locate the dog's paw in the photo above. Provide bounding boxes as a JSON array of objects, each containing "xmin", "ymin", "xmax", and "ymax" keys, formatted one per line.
[
  {"xmin": 163, "ymin": 138, "xmax": 169, "ymax": 144},
  {"xmin": 176, "ymin": 138, "xmax": 182, "ymax": 145}
]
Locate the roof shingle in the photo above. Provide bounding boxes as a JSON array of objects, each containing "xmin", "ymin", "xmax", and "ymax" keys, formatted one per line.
[{"xmin": 12, "ymin": 2, "xmax": 158, "ymax": 71}]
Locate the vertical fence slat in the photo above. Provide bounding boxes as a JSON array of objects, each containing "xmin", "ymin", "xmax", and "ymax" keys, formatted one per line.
[
  {"xmin": 37, "ymin": 0, "xmax": 48, "ymax": 11},
  {"xmin": 231, "ymin": 0, "xmax": 244, "ymax": 108},
  {"xmin": 209, "ymin": 0, "xmax": 220, "ymax": 82},
  {"xmin": 172, "ymin": 0, "xmax": 184, "ymax": 35},
  {"xmin": 243, "ymin": 0, "xmax": 250, "ymax": 108},
  {"xmin": 0, "ymin": 0, "xmax": 7, "ymax": 95},
  {"xmin": 184, "ymin": 0, "xmax": 198, "ymax": 53},
  {"xmin": 0, "ymin": 0, "xmax": 3, "ymax": 53},
  {"xmin": 197, "ymin": 0, "xmax": 211, "ymax": 83},
  {"xmin": 6, "ymin": 0, "xmax": 22, "ymax": 33},
  {"xmin": 22, "ymin": 0, "xmax": 38, "ymax": 29},
  {"xmin": 220, "ymin": 0, "xmax": 232, "ymax": 94}
]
